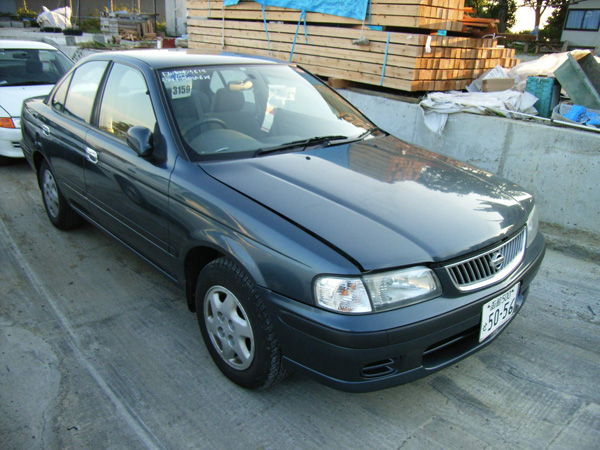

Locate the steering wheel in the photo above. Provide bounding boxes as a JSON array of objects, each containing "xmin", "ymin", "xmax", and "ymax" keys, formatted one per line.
[{"xmin": 183, "ymin": 118, "xmax": 228, "ymax": 141}]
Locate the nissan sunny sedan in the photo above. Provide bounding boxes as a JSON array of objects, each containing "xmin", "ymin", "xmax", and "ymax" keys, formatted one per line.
[
  {"xmin": 0, "ymin": 39, "xmax": 73, "ymax": 165},
  {"xmin": 20, "ymin": 50, "xmax": 545, "ymax": 392}
]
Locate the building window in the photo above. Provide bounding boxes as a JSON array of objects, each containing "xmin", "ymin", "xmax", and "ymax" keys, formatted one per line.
[{"xmin": 565, "ymin": 9, "xmax": 600, "ymax": 31}]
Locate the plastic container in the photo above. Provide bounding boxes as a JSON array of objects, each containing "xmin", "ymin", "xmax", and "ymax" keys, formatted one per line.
[
  {"xmin": 525, "ymin": 76, "xmax": 560, "ymax": 118},
  {"xmin": 554, "ymin": 53, "xmax": 600, "ymax": 110}
]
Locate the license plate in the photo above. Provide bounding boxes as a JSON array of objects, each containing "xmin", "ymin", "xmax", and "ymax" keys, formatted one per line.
[{"xmin": 479, "ymin": 284, "xmax": 520, "ymax": 342}]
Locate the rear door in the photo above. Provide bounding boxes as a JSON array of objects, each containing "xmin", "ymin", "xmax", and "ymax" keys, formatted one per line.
[{"xmin": 39, "ymin": 61, "xmax": 108, "ymax": 214}]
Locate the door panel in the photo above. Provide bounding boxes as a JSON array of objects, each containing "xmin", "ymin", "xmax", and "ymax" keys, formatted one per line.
[
  {"xmin": 40, "ymin": 61, "xmax": 108, "ymax": 213},
  {"xmin": 84, "ymin": 63, "xmax": 174, "ymax": 272}
]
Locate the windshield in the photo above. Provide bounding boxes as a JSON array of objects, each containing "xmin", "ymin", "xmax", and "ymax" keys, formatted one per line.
[
  {"xmin": 0, "ymin": 47, "xmax": 73, "ymax": 87},
  {"xmin": 160, "ymin": 64, "xmax": 375, "ymax": 160}
]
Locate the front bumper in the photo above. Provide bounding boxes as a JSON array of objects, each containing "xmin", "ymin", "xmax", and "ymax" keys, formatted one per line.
[
  {"xmin": 263, "ymin": 233, "xmax": 546, "ymax": 392},
  {"xmin": 0, "ymin": 126, "xmax": 24, "ymax": 159}
]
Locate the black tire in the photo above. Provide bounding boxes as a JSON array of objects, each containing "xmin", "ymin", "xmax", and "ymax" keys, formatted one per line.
[
  {"xmin": 38, "ymin": 161, "xmax": 82, "ymax": 230},
  {"xmin": 195, "ymin": 257, "xmax": 288, "ymax": 390}
]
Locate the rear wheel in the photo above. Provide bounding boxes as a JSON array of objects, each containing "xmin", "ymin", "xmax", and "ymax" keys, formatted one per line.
[
  {"xmin": 38, "ymin": 161, "xmax": 82, "ymax": 230},
  {"xmin": 196, "ymin": 257, "xmax": 288, "ymax": 389}
]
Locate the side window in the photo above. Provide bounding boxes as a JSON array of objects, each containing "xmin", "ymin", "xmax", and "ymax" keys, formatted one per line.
[
  {"xmin": 64, "ymin": 61, "xmax": 108, "ymax": 123},
  {"xmin": 51, "ymin": 72, "xmax": 72, "ymax": 112},
  {"xmin": 99, "ymin": 63, "xmax": 157, "ymax": 140}
]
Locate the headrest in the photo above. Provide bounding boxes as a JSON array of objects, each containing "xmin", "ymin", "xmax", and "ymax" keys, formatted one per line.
[
  {"xmin": 211, "ymin": 88, "xmax": 245, "ymax": 113},
  {"xmin": 26, "ymin": 60, "xmax": 43, "ymax": 73}
]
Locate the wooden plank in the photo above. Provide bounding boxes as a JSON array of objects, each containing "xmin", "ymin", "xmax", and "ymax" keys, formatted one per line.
[
  {"xmin": 188, "ymin": 18, "xmax": 488, "ymax": 50},
  {"xmin": 188, "ymin": 22, "xmax": 424, "ymax": 58},
  {"xmin": 188, "ymin": 1, "xmax": 464, "ymax": 30}
]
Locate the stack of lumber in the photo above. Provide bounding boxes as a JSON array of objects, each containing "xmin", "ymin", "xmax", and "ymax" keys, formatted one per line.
[
  {"xmin": 189, "ymin": 0, "xmax": 466, "ymax": 31},
  {"xmin": 187, "ymin": 1, "xmax": 519, "ymax": 92}
]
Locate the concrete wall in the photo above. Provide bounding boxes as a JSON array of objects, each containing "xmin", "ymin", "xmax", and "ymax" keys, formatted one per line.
[{"xmin": 341, "ymin": 89, "xmax": 600, "ymax": 239}]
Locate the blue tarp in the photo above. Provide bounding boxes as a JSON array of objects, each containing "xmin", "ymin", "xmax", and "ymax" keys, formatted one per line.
[{"xmin": 223, "ymin": 0, "xmax": 370, "ymax": 21}]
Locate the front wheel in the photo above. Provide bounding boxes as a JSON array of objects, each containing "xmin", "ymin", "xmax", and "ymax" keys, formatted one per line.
[
  {"xmin": 195, "ymin": 257, "xmax": 288, "ymax": 389},
  {"xmin": 38, "ymin": 161, "xmax": 82, "ymax": 230}
]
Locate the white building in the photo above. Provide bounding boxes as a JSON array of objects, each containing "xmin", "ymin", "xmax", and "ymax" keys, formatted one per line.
[{"xmin": 561, "ymin": 0, "xmax": 600, "ymax": 52}]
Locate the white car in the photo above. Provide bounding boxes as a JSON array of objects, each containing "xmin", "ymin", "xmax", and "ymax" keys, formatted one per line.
[{"xmin": 0, "ymin": 40, "xmax": 73, "ymax": 165}]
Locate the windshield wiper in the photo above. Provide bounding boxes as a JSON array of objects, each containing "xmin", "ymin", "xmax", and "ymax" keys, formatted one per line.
[{"xmin": 254, "ymin": 135, "xmax": 349, "ymax": 156}]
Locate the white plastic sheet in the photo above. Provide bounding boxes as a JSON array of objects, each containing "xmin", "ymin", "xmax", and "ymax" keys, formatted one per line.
[
  {"xmin": 419, "ymin": 90, "xmax": 539, "ymax": 134},
  {"xmin": 37, "ymin": 6, "xmax": 72, "ymax": 30}
]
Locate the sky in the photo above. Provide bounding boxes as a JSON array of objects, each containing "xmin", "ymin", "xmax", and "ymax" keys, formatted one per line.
[{"xmin": 512, "ymin": 5, "xmax": 555, "ymax": 32}]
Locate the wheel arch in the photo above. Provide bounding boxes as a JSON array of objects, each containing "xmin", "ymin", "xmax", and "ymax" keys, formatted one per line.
[
  {"xmin": 183, "ymin": 237, "xmax": 267, "ymax": 312},
  {"xmin": 31, "ymin": 150, "xmax": 48, "ymax": 183}
]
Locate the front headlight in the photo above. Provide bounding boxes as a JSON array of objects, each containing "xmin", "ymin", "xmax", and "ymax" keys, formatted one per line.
[
  {"xmin": 314, "ymin": 267, "xmax": 441, "ymax": 314},
  {"xmin": 526, "ymin": 204, "xmax": 539, "ymax": 247}
]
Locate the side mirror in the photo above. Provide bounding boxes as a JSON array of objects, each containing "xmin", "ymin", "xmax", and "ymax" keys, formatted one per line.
[{"xmin": 126, "ymin": 126, "xmax": 153, "ymax": 157}]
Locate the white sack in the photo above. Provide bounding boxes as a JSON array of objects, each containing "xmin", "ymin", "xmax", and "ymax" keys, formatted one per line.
[{"xmin": 37, "ymin": 6, "xmax": 72, "ymax": 30}]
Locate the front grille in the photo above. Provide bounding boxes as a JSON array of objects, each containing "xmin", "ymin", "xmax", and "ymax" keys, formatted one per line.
[
  {"xmin": 12, "ymin": 141, "xmax": 21, "ymax": 149},
  {"xmin": 446, "ymin": 228, "xmax": 526, "ymax": 291}
]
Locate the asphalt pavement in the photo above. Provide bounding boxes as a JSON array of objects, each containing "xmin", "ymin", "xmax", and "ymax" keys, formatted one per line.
[{"xmin": 1, "ymin": 160, "xmax": 599, "ymax": 450}]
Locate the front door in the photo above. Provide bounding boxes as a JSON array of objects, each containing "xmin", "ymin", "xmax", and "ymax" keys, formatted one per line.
[{"xmin": 84, "ymin": 62, "xmax": 174, "ymax": 273}]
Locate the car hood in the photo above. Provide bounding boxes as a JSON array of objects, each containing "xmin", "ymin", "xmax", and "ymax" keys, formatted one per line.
[
  {"xmin": 0, "ymin": 85, "xmax": 53, "ymax": 117},
  {"xmin": 201, "ymin": 135, "xmax": 531, "ymax": 270}
]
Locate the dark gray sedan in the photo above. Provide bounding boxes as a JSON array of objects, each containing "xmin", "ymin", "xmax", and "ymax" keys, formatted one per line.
[{"xmin": 20, "ymin": 50, "xmax": 545, "ymax": 392}]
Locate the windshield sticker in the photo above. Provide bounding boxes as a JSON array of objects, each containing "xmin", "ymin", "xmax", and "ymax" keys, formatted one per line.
[
  {"xmin": 166, "ymin": 79, "xmax": 193, "ymax": 99},
  {"xmin": 161, "ymin": 69, "xmax": 210, "ymax": 83}
]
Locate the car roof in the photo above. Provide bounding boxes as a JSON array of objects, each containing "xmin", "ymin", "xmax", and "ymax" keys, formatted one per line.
[
  {"xmin": 0, "ymin": 39, "xmax": 59, "ymax": 51},
  {"xmin": 82, "ymin": 49, "xmax": 285, "ymax": 70}
]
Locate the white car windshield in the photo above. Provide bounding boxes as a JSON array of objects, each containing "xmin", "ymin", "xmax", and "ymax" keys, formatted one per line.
[
  {"xmin": 0, "ymin": 48, "xmax": 72, "ymax": 87},
  {"xmin": 160, "ymin": 64, "xmax": 375, "ymax": 159}
]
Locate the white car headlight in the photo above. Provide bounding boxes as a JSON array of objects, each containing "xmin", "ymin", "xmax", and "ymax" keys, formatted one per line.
[
  {"xmin": 526, "ymin": 204, "xmax": 539, "ymax": 247},
  {"xmin": 314, "ymin": 267, "xmax": 441, "ymax": 314}
]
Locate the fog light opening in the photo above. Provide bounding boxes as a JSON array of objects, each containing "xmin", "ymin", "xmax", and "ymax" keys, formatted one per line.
[{"xmin": 360, "ymin": 358, "xmax": 396, "ymax": 379}]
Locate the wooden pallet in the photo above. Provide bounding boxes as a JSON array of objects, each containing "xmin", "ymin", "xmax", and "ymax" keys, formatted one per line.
[{"xmin": 188, "ymin": 17, "xmax": 518, "ymax": 92}]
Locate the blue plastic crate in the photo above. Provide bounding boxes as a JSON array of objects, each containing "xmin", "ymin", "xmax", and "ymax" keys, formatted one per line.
[{"xmin": 526, "ymin": 76, "xmax": 560, "ymax": 118}]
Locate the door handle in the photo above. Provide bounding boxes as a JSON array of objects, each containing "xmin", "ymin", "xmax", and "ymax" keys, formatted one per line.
[
  {"xmin": 86, "ymin": 147, "xmax": 99, "ymax": 164},
  {"xmin": 41, "ymin": 125, "xmax": 50, "ymax": 137}
]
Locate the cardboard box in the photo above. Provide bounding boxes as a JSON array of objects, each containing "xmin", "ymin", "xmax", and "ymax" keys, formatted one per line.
[{"xmin": 482, "ymin": 78, "xmax": 515, "ymax": 92}]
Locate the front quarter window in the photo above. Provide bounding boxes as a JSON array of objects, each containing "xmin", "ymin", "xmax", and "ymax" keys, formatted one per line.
[{"xmin": 51, "ymin": 73, "xmax": 73, "ymax": 112}]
